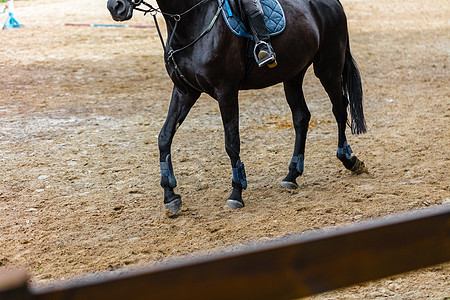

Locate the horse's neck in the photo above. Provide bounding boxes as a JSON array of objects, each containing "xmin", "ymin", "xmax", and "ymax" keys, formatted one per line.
[
  {"xmin": 156, "ymin": 0, "xmax": 202, "ymax": 15},
  {"xmin": 157, "ymin": 0, "xmax": 216, "ymax": 46}
]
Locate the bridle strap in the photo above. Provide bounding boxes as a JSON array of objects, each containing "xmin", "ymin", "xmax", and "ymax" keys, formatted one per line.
[
  {"xmin": 152, "ymin": 13, "xmax": 167, "ymax": 53},
  {"xmin": 131, "ymin": 0, "xmax": 224, "ymax": 93},
  {"xmin": 167, "ymin": 1, "xmax": 223, "ymax": 61},
  {"xmin": 132, "ymin": 0, "xmax": 225, "ymax": 55},
  {"xmin": 133, "ymin": 0, "xmax": 209, "ymax": 20}
]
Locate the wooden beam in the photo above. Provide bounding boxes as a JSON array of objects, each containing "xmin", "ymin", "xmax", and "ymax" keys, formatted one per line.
[
  {"xmin": 7, "ymin": 205, "xmax": 450, "ymax": 300},
  {"xmin": 0, "ymin": 269, "xmax": 31, "ymax": 300}
]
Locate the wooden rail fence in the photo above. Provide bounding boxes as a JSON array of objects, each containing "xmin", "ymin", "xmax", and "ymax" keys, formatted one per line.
[{"xmin": 1, "ymin": 205, "xmax": 449, "ymax": 300}]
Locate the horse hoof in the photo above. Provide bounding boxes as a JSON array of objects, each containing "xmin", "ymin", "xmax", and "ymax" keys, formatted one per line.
[
  {"xmin": 351, "ymin": 158, "xmax": 369, "ymax": 174},
  {"xmin": 165, "ymin": 198, "xmax": 182, "ymax": 217},
  {"xmin": 281, "ymin": 181, "xmax": 298, "ymax": 189},
  {"xmin": 224, "ymin": 199, "xmax": 244, "ymax": 210}
]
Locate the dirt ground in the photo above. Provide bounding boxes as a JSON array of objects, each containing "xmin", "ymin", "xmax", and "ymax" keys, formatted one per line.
[{"xmin": 0, "ymin": 0, "xmax": 449, "ymax": 298}]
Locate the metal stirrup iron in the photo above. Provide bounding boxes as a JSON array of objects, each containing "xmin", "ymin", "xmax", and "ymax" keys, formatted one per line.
[{"xmin": 255, "ymin": 42, "xmax": 277, "ymax": 68}]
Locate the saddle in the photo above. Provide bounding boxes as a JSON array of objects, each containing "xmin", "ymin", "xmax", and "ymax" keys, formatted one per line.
[
  {"xmin": 220, "ymin": 0, "xmax": 286, "ymax": 39},
  {"xmin": 220, "ymin": 0, "xmax": 285, "ymax": 79}
]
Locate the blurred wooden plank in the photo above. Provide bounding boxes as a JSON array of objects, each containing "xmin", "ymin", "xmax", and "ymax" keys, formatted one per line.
[
  {"xmin": 0, "ymin": 269, "xmax": 31, "ymax": 300},
  {"xmin": 8, "ymin": 205, "xmax": 450, "ymax": 300}
]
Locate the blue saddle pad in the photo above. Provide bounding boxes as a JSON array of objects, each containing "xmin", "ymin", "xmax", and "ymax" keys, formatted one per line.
[{"xmin": 219, "ymin": 0, "xmax": 286, "ymax": 39}]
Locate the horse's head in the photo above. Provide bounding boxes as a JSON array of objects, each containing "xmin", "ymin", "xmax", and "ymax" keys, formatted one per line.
[{"xmin": 107, "ymin": 0, "xmax": 135, "ymax": 21}]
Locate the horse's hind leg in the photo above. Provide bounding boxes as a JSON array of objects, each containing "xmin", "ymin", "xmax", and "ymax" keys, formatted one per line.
[
  {"xmin": 314, "ymin": 62, "xmax": 367, "ymax": 174},
  {"xmin": 158, "ymin": 87, "xmax": 200, "ymax": 217},
  {"xmin": 281, "ymin": 69, "xmax": 310, "ymax": 189}
]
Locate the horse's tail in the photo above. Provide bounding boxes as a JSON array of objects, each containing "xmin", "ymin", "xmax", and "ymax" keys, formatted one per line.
[{"xmin": 342, "ymin": 39, "xmax": 367, "ymax": 134}]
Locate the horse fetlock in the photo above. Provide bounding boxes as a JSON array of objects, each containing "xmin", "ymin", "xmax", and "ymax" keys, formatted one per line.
[
  {"xmin": 337, "ymin": 141, "xmax": 359, "ymax": 170},
  {"xmin": 337, "ymin": 154, "xmax": 368, "ymax": 174},
  {"xmin": 163, "ymin": 188, "xmax": 181, "ymax": 203},
  {"xmin": 232, "ymin": 158, "xmax": 247, "ymax": 189},
  {"xmin": 290, "ymin": 154, "xmax": 304, "ymax": 174},
  {"xmin": 337, "ymin": 141, "xmax": 353, "ymax": 160},
  {"xmin": 163, "ymin": 188, "xmax": 182, "ymax": 217},
  {"xmin": 230, "ymin": 180, "xmax": 244, "ymax": 197},
  {"xmin": 226, "ymin": 180, "xmax": 244, "ymax": 207},
  {"xmin": 160, "ymin": 154, "xmax": 177, "ymax": 188},
  {"xmin": 337, "ymin": 154, "xmax": 356, "ymax": 170},
  {"xmin": 281, "ymin": 155, "xmax": 303, "ymax": 189},
  {"xmin": 281, "ymin": 170, "xmax": 301, "ymax": 189}
]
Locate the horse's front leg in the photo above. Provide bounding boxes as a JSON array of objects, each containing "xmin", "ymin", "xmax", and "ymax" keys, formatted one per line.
[
  {"xmin": 158, "ymin": 87, "xmax": 200, "ymax": 217},
  {"xmin": 218, "ymin": 91, "xmax": 246, "ymax": 209}
]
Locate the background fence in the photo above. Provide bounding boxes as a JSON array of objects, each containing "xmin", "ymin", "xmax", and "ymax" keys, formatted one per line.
[{"xmin": 1, "ymin": 205, "xmax": 449, "ymax": 300}]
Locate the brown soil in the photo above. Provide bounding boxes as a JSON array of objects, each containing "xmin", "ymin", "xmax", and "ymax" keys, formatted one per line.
[{"xmin": 0, "ymin": 0, "xmax": 449, "ymax": 298}]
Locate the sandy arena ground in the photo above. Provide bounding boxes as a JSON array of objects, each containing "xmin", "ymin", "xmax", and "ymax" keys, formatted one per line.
[{"xmin": 0, "ymin": 0, "xmax": 449, "ymax": 298}]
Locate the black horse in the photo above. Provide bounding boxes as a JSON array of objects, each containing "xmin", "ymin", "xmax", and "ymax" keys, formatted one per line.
[{"xmin": 107, "ymin": 0, "xmax": 367, "ymax": 216}]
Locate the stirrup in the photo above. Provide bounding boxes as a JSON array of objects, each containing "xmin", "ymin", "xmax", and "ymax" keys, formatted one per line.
[
  {"xmin": 254, "ymin": 41, "xmax": 277, "ymax": 68},
  {"xmin": 257, "ymin": 51, "xmax": 277, "ymax": 68}
]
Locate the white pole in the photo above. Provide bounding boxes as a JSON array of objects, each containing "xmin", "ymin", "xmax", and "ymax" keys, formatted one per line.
[
  {"xmin": 3, "ymin": 0, "xmax": 21, "ymax": 29},
  {"xmin": 7, "ymin": 0, "xmax": 14, "ymax": 12}
]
